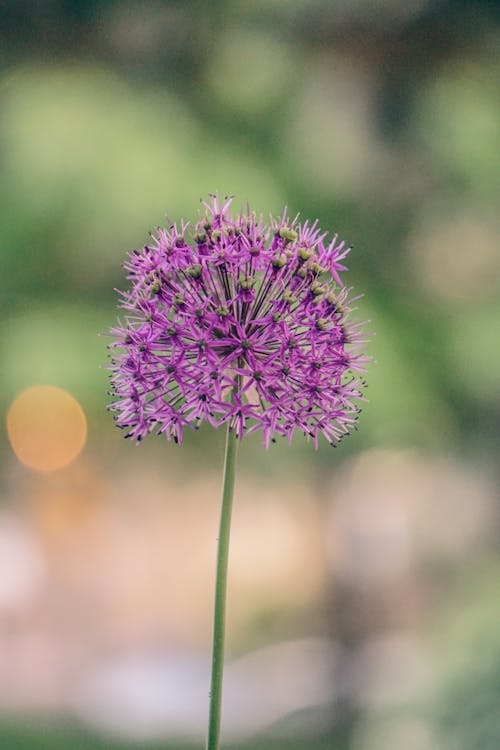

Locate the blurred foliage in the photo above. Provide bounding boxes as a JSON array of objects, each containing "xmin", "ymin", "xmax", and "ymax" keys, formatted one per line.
[
  {"xmin": 0, "ymin": 1, "xmax": 499, "ymax": 748},
  {"xmin": 0, "ymin": 722, "xmax": 349, "ymax": 750},
  {"xmin": 1, "ymin": 1, "xmax": 498, "ymax": 455},
  {"xmin": 1, "ymin": 0, "xmax": 498, "ymax": 462},
  {"xmin": 430, "ymin": 563, "xmax": 500, "ymax": 750}
]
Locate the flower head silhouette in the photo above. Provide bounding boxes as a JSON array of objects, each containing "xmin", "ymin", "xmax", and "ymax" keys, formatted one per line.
[{"xmin": 108, "ymin": 195, "xmax": 369, "ymax": 447}]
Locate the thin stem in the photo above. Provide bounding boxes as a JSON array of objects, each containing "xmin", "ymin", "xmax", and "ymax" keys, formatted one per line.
[{"xmin": 206, "ymin": 424, "xmax": 239, "ymax": 750}]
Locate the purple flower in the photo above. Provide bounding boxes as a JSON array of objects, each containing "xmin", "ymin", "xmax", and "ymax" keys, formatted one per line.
[{"xmin": 107, "ymin": 195, "xmax": 369, "ymax": 447}]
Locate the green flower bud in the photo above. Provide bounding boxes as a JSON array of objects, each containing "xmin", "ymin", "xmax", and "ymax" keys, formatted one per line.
[
  {"xmin": 326, "ymin": 294, "xmax": 344, "ymax": 315},
  {"xmin": 283, "ymin": 291, "xmax": 297, "ymax": 305},
  {"xmin": 279, "ymin": 227, "xmax": 298, "ymax": 243},
  {"xmin": 151, "ymin": 279, "xmax": 162, "ymax": 294},
  {"xmin": 297, "ymin": 247, "xmax": 313, "ymax": 261},
  {"xmin": 239, "ymin": 275, "xmax": 256, "ymax": 290},
  {"xmin": 309, "ymin": 262, "xmax": 325, "ymax": 276},
  {"xmin": 272, "ymin": 254, "xmax": 287, "ymax": 269},
  {"xmin": 187, "ymin": 264, "xmax": 203, "ymax": 278}
]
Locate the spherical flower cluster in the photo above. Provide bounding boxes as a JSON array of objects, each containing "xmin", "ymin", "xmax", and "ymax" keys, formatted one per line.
[{"xmin": 107, "ymin": 195, "xmax": 369, "ymax": 447}]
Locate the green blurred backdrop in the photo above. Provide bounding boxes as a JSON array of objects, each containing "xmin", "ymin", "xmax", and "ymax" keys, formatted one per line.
[{"xmin": 0, "ymin": 1, "xmax": 499, "ymax": 748}]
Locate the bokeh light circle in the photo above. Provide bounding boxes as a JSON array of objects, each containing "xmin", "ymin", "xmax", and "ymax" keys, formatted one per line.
[{"xmin": 6, "ymin": 385, "xmax": 87, "ymax": 472}]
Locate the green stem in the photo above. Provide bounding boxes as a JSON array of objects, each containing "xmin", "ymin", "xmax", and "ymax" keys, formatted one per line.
[{"xmin": 206, "ymin": 425, "xmax": 239, "ymax": 750}]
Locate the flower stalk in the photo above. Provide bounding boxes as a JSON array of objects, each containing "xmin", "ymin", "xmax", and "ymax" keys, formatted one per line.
[{"xmin": 207, "ymin": 424, "xmax": 239, "ymax": 750}]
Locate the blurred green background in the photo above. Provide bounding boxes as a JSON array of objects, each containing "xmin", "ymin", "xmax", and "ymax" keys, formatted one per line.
[{"xmin": 1, "ymin": 1, "xmax": 499, "ymax": 748}]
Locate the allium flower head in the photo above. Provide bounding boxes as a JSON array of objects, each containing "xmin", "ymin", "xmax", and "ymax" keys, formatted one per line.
[{"xmin": 107, "ymin": 195, "xmax": 369, "ymax": 447}]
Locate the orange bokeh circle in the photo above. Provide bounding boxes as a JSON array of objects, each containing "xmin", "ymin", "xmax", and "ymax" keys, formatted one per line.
[{"xmin": 6, "ymin": 385, "xmax": 87, "ymax": 472}]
